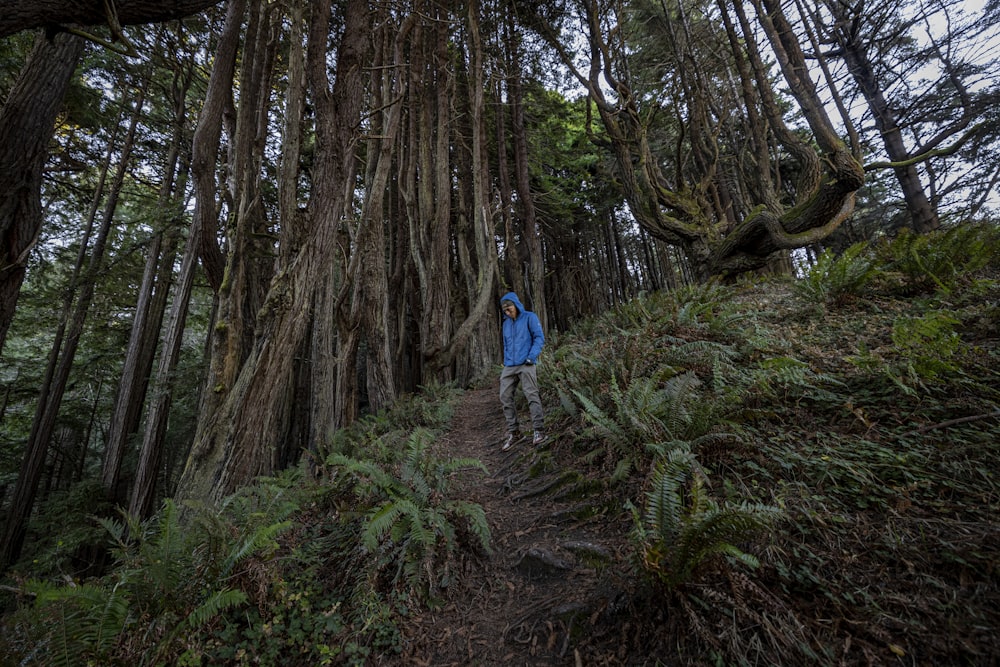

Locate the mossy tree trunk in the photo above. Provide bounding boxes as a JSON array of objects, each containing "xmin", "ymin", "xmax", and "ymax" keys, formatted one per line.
[{"xmin": 175, "ymin": 0, "xmax": 370, "ymax": 502}]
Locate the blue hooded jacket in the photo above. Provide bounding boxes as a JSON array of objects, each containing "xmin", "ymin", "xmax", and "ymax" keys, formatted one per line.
[{"xmin": 501, "ymin": 291, "xmax": 544, "ymax": 366}]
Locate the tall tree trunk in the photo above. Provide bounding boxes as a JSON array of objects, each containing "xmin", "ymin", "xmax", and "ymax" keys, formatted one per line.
[
  {"xmin": 129, "ymin": 220, "xmax": 200, "ymax": 519},
  {"xmin": 175, "ymin": 0, "xmax": 370, "ymax": 502},
  {"xmin": 401, "ymin": 2, "xmax": 457, "ymax": 384},
  {"xmin": 190, "ymin": 0, "xmax": 246, "ymax": 293},
  {"xmin": 822, "ymin": 1, "xmax": 939, "ymax": 233},
  {"xmin": 495, "ymin": 78, "xmax": 523, "ymax": 300},
  {"xmin": 0, "ymin": 31, "xmax": 83, "ymax": 355},
  {"xmin": 201, "ymin": 0, "xmax": 278, "ymax": 419},
  {"xmin": 102, "ymin": 227, "xmax": 163, "ymax": 503},
  {"xmin": 103, "ymin": 119, "xmax": 186, "ymax": 503},
  {"xmin": 348, "ymin": 12, "xmax": 413, "ymax": 414},
  {"xmin": 508, "ymin": 57, "xmax": 547, "ymax": 328},
  {"xmin": 453, "ymin": 0, "xmax": 501, "ymax": 381},
  {"xmin": 117, "ymin": 37, "xmax": 196, "ymax": 517}
]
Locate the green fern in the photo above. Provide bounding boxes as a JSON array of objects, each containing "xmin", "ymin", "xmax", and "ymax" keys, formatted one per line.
[
  {"xmin": 180, "ymin": 588, "xmax": 249, "ymax": 631},
  {"xmin": 793, "ymin": 242, "xmax": 877, "ymax": 307},
  {"xmin": 633, "ymin": 448, "xmax": 781, "ymax": 589},
  {"xmin": 574, "ymin": 370, "xmax": 739, "ymax": 465},
  {"xmin": 329, "ymin": 428, "xmax": 491, "ymax": 601},
  {"xmin": 877, "ymin": 224, "xmax": 998, "ymax": 294},
  {"xmin": 572, "ymin": 380, "xmax": 631, "ymax": 448},
  {"xmin": 748, "ymin": 355, "xmax": 846, "ymax": 404},
  {"xmin": 26, "ymin": 579, "xmax": 130, "ymax": 667},
  {"xmin": 21, "ymin": 488, "xmax": 300, "ymax": 667}
]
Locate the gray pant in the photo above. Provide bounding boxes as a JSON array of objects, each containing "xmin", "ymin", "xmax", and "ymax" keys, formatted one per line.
[{"xmin": 499, "ymin": 364, "xmax": 544, "ymax": 432}]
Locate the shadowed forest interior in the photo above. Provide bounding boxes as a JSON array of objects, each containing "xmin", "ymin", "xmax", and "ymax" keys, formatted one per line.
[{"xmin": 0, "ymin": 0, "xmax": 998, "ymax": 664}]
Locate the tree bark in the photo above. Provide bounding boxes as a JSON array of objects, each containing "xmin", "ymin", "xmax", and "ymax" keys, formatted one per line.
[
  {"xmin": 0, "ymin": 0, "xmax": 226, "ymax": 38},
  {"xmin": 348, "ymin": 11, "xmax": 413, "ymax": 413},
  {"xmin": 1, "ymin": 73, "xmax": 141, "ymax": 570},
  {"xmin": 401, "ymin": 2, "xmax": 458, "ymax": 384},
  {"xmin": 819, "ymin": 0, "xmax": 940, "ymax": 233},
  {"xmin": 106, "ymin": 43, "xmax": 194, "ymax": 509},
  {"xmin": 175, "ymin": 0, "xmax": 370, "ymax": 503},
  {"xmin": 0, "ymin": 31, "xmax": 83, "ymax": 356},
  {"xmin": 508, "ymin": 33, "xmax": 548, "ymax": 329},
  {"xmin": 128, "ymin": 220, "xmax": 199, "ymax": 519},
  {"xmin": 190, "ymin": 0, "xmax": 245, "ymax": 293}
]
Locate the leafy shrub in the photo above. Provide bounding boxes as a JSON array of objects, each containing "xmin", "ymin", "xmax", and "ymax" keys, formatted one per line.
[
  {"xmin": 630, "ymin": 447, "xmax": 781, "ymax": 590},
  {"xmin": 15, "ymin": 492, "xmax": 293, "ymax": 667},
  {"xmin": 326, "ymin": 428, "xmax": 491, "ymax": 604},
  {"xmin": 793, "ymin": 242, "xmax": 877, "ymax": 307},
  {"xmin": 875, "ymin": 223, "xmax": 999, "ymax": 294}
]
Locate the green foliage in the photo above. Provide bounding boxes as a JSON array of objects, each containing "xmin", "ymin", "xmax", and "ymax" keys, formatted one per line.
[
  {"xmin": 327, "ymin": 428, "xmax": 491, "ymax": 604},
  {"xmin": 14, "ymin": 480, "xmax": 113, "ymax": 575},
  {"xmin": 631, "ymin": 448, "xmax": 781, "ymax": 590},
  {"xmin": 875, "ymin": 223, "xmax": 999, "ymax": 294},
  {"xmin": 793, "ymin": 242, "xmax": 877, "ymax": 307},
  {"xmin": 891, "ymin": 310, "xmax": 963, "ymax": 380},
  {"xmin": 573, "ymin": 371, "xmax": 739, "ymax": 466},
  {"xmin": 745, "ymin": 355, "xmax": 846, "ymax": 406},
  {"xmin": 848, "ymin": 309, "xmax": 965, "ymax": 395},
  {"xmin": 26, "ymin": 580, "xmax": 130, "ymax": 667},
  {"xmin": 13, "ymin": 491, "xmax": 294, "ymax": 666},
  {"xmin": 316, "ymin": 381, "xmax": 461, "ymax": 465}
]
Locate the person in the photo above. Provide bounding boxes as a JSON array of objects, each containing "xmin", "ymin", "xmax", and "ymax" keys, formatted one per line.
[{"xmin": 498, "ymin": 291, "xmax": 545, "ymax": 451}]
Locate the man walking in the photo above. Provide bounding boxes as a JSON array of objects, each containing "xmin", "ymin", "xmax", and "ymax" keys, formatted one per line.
[{"xmin": 499, "ymin": 292, "xmax": 545, "ymax": 451}]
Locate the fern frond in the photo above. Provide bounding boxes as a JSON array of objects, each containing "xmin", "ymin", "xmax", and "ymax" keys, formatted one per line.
[
  {"xmin": 572, "ymin": 387, "xmax": 629, "ymax": 446},
  {"xmin": 636, "ymin": 451, "xmax": 781, "ymax": 589},
  {"xmin": 221, "ymin": 520, "xmax": 292, "ymax": 576},
  {"xmin": 794, "ymin": 242, "xmax": 876, "ymax": 306},
  {"xmin": 645, "ymin": 449, "xmax": 696, "ymax": 541},
  {"xmin": 363, "ymin": 501, "xmax": 407, "ymax": 551},
  {"xmin": 181, "ymin": 588, "xmax": 248, "ymax": 630},
  {"xmin": 28, "ymin": 579, "xmax": 130, "ymax": 667},
  {"xmin": 446, "ymin": 499, "xmax": 492, "ymax": 554}
]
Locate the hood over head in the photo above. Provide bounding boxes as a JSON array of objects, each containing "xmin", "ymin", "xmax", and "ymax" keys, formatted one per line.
[{"xmin": 500, "ymin": 291, "xmax": 525, "ymax": 317}]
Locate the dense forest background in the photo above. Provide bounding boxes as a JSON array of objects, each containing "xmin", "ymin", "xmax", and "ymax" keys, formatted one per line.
[{"xmin": 0, "ymin": 0, "xmax": 999, "ymax": 663}]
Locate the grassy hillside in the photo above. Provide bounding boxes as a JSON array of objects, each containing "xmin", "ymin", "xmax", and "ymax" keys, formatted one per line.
[{"xmin": 2, "ymin": 224, "xmax": 997, "ymax": 665}]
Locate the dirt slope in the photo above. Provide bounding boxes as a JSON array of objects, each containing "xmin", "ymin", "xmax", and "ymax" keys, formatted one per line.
[{"xmin": 400, "ymin": 387, "xmax": 634, "ymax": 666}]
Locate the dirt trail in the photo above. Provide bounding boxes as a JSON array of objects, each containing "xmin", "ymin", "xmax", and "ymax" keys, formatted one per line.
[{"xmin": 401, "ymin": 388, "xmax": 632, "ymax": 666}]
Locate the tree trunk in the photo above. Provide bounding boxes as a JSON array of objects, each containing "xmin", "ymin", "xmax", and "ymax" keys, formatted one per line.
[
  {"xmin": 190, "ymin": 0, "xmax": 246, "ymax": 293},
  {"xmin": 1, "ymin": 75, "xmax": 142, "ymax": 569},
  {"xmin": 129, "ymin": 220, "xmax": 200, "ymax": 519},
  {"xmin": 425, "ymin": 0, "xmax": 499, "ymax": 380},
  {"xmin": 0, "ymin": 31, "xmax": 83, "ymax": 356},
  {"xmin": 346, "ymin": 10, "xmax": 412, "ymax": 414},
  {"xmin": 0, "ymin": 0, "xmax": 228, "ymax": 39},
  {"xmin": 401, "ymin": 2, "xmax": 458, "ymax": 384},
  {"xmin": 175, "ymin": 0, "xmax": 370, "ymax": 503},
  {"xmin": 103, "ymin": 123, "xmax": 186, "ymax": 504},
  {"xmin": 102, "ymin": 227, "xmax": 163, "ymax": 503},
  {"xmin": 823, "ymin": 1, "xmax": 939, "ymax": 233},
  {"xmin": 508, "ymin": 41, "xmax": 547, "ymax": 329}
]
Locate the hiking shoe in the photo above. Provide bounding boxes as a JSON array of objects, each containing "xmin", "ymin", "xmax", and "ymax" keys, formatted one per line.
[
  {"xmin": 532, "ymin": 430, "xmax": 546, "ymax": 445},
  {"xmin": 502, "ymin": 432, "xmax": 518, "ymax": 451}
]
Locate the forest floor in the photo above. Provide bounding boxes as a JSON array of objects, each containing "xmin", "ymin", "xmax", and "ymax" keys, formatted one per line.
[
  {"xmin": 400, "ymin": 386, "xmax": 635, "ymax": 666},
  {"xmin": 387, "ymin": 272, "xmax": 1000, "ymax": 667}
]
